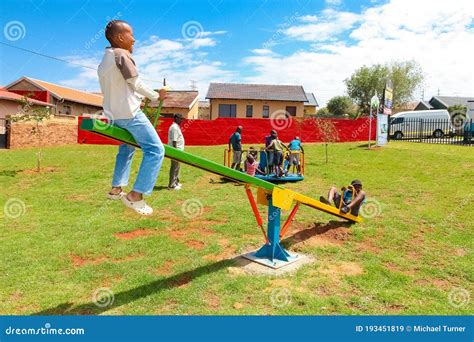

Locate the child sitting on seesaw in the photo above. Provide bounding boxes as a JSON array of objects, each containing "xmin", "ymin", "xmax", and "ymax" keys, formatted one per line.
[{"xmin": 320, "ymin": 179, "xmax": 366, "ymax": 216}]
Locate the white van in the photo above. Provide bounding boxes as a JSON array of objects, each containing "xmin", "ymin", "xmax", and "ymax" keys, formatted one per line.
[{"xmin": 390, "ymin": 109, "xmax": 453, "ymax": 140}]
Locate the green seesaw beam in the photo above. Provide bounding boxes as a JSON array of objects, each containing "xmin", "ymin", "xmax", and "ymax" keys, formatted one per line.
[{"xmin": 79, "ymin": 118, "xmax": 361, "ymax": 223}]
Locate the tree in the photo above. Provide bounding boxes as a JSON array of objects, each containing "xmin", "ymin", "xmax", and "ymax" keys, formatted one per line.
[
  {"xmin": 314, "ymin": 118, "xmax": 339, "ymax": 164},
  {"xmin": 345, "ymin": 60, "xmax": 424, "ymax": 116},
  {"xmin": 10, "ymin": 96, "xmax": 52, "ymax": 171},
  {"xmin": 317, "ymin": 107, "xmax": 330, "ymax": 117},
  {"xmin": 327, "ymin": 96, "xmax": 353, "ymax": 116}
]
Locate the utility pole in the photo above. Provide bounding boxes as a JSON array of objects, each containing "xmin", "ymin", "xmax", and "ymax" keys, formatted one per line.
[{"xmin": 190, "ymin": 80, "xmax": 197, "ymax": 90}]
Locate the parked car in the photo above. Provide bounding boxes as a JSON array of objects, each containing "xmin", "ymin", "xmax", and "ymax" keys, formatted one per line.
[{"xmin": 390, "ymin": 109, "xmax": 453, "ymax": 140}]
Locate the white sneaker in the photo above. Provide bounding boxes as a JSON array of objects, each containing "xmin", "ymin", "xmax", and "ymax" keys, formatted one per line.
[{"xmin": 174, "ymin": 185, "xmax": 182, "ymax": 190}]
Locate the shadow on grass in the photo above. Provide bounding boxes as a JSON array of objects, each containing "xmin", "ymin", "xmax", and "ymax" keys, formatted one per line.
[
  {"xmin": 33, "ymin": 257, "xmax": 244, "ymax": 315},
  {"xmin": 210, "ymin": 177, "xmax": 242, "ymax": 186},
  {"xmin": 281, "ymin": 220, "xmax": 353, "ymax": 248},
  {"xmin": 0, "ymin": 170, "xmax": 21, "ymax": 177}
]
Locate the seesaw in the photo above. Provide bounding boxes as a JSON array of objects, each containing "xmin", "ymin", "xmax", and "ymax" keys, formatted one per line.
[
  {"xmin": 224, "ymin": 148, "xmax": 305, "ymax": 183},
  {"xmin": 79, "ymin": 119, "xmax": 361, "ymax": 268}
]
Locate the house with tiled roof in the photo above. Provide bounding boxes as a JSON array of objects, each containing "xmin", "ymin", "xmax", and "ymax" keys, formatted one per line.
[
  {"xmin": 4, "ymin": 76, "xmax": 103, "ymax": 116},
  {"xmin": 303, "ymin": 92, "xmax": 318, "ymax": 115},
  {"xmin": 206, "ymin": 82, "xmax": 308, "ymax": 119},
  {"xmin": 155, "ymin": 90, "xmax": 199, "ymax": 119},
  {"xmin": 0, "ymin": 88, "xmax": 53, "ymax": 148},
  {"xmin": 415, "ymin": 96, "xmax": 474, "ymax": 111}
]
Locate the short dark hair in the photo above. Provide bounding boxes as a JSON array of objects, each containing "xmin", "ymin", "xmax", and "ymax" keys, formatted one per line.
[
  {"xmin": 173, "ymin": 113, "xmax": 184, "ymax": 120},
  {"xmin": 105, "ymin": 20, "xmax": 130, "ymax": 43}
]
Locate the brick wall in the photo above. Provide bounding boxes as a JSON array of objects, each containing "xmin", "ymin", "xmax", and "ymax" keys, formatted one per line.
[{"xmin": 9, "ymin": 116, "xmax": 78, "ymax": 149}]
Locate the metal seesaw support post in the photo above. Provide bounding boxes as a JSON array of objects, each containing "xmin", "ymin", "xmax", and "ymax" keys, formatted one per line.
[{"xmin": 254, "ymin": 196, "xmax": 291, "ymax": 262}]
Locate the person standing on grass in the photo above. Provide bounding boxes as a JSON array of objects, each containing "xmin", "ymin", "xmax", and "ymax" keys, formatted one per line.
[
  {"xmin": 287, "ymin": 136, "xmax": 304, "ymax": 175},
  {"xmin": 99, "ymin": 20, "xmax": 167, "ymax": 216},
  {"xmin": 264, "ymin": 129, "xmax": 276, "ymax": 174},
  {"xmin": 228, "ymin": 126, "xmax": 243, "ymax": 170},
  {"xmin": 168, "ymin": 114, "xmax": 185, "ymax": 190},
  {"xmin": 265, "ymin": 131, "xmax": 289, "ymax": 177}
]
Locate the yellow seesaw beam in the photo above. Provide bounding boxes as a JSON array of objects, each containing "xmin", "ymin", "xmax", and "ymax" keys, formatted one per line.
[{"xmin": 270, "ymin": 187, "xmax": 363, "ymax": 223}]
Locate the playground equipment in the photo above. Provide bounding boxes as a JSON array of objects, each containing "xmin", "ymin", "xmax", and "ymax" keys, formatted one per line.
[
  {"xmin": 224, "ymin": 148, "xmax": 305, "ymax": 183},
  {"xmin": 80, "ymin": 119, "xmax": 361, "ymax": 268}
]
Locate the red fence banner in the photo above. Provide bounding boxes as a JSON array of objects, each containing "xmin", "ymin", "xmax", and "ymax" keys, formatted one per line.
[{"xmin": 78, "ymin": 116, "xmax": 376, "ymax": 146}]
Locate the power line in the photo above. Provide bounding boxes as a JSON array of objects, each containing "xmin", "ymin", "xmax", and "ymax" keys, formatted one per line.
[{"xmin": 0, "ymin": 41, "xmax": 161, "ymax": 84}]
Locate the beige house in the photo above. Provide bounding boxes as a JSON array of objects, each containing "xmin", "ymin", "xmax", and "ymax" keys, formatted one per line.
[
  {"xmin": 304, "ymin": 92, "xmax": 318, "ymax": 116},
  {"xmin": 155, "ymin": 90, "xmax": 199, "ymax": 119},
  {"xmin": 5, "ymin": 76, "xmax": 103, "ymax": 116},
  {"xmin": 206, "ymin": 83, "xmax": 308, "ymax": 119},
  {"xmin": 198, "ymin": 100, "xmax": 210, "ymax": 120},
  {"xmin": 0, "ymin": 89, "xmax": 53, "ymax": 148}
]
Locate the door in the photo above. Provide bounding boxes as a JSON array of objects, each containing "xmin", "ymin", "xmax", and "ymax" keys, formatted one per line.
[{"xmin": 0, "ymin": 119, "xmax": 6, "ymax": 149}]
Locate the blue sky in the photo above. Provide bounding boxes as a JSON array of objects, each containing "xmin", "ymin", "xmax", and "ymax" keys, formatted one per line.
[{"xmin": 1, "ymin": 0, "xmax": 473, "ymax": 105}]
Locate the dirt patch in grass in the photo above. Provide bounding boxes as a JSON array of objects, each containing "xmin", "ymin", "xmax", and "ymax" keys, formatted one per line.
[
  {"xmin": 114, "ymin": 228, "xmax": 158, "ymax": 240},
  {"xmin": 206, "ymin": 293, "xmax": 221, "ymax": 309},
  {"xmin": 155, "ymin": 260, "xmax": 176, "ymax": 276},
  {"xmin": 384, "ymin": 262, "xmax": 417, "ymax": 276},
  {"xmin": 20, "ymin": 167, "xmax": 59, "ymax": 174},
  {"xmin": 160, "ymin": 209, "xmax": 182, "ymax": 223},
  {"xmin": 356, "ymin": 236, "xmax": 382, "ymax": 254},
  {"xmin": 203, "ymin": 238, "xmax": 238, "ymax": 261},
  {"xmin": 319, "ymin": 261, "xmax": 364, "ymax": 277},
  {"xmin": 155, "ymin": 299, "xmax": 179, "ymax": 314},
  {"xmin": 186, "ymin": 240, "xmax": 205, "ymax": 250},
  {"xmin": 415, "ymin": 278, "xmax": 452, "ymax": 290},
  {"xmin": 70, "ymin": 253, "xmax": 143, "ymax": 267},
  {"xmin": 285, "ymin": 221, "xmax": 353, "ymax": 249}
]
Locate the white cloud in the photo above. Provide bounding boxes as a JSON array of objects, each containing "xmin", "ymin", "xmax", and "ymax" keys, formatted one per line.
[
  {"xmin": 59, "ymin": 32, "xmax": 235, "ymax": 97},
  {"xmin": 244, "ymin": 0, "xmax": 474, "ymax": 106},
  {"xmin": 284, "ymin": 9, "xmax": 361, "ymax": 42}
]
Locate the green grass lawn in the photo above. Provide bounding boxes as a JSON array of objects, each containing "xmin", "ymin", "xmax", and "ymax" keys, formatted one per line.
[{"xmin": 0, "ymin": 142, "xmax": 472, "ymax": 315}]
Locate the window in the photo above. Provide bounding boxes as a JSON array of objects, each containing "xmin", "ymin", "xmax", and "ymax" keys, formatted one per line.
[
  {"xmin": 392, "ymin": 117, "xmax": 404, "ymax": 124},
  {"xmin": 246, "ymin": 105, "xmax": 253, "ymax": 118},
  {"xmin": 63, "ymin": 105, "xmax": 72, "ymax": 115},
  {"xmin": 262, "ymin": 105, "xmax": 269, "ymax": 118},
  {"xmin": 218, "ymin": 104, "xmax": 237, "ymax": 118},
  {"xmin": 286, "ymin": 106, "xmax": 297, "ymax": 117}
]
